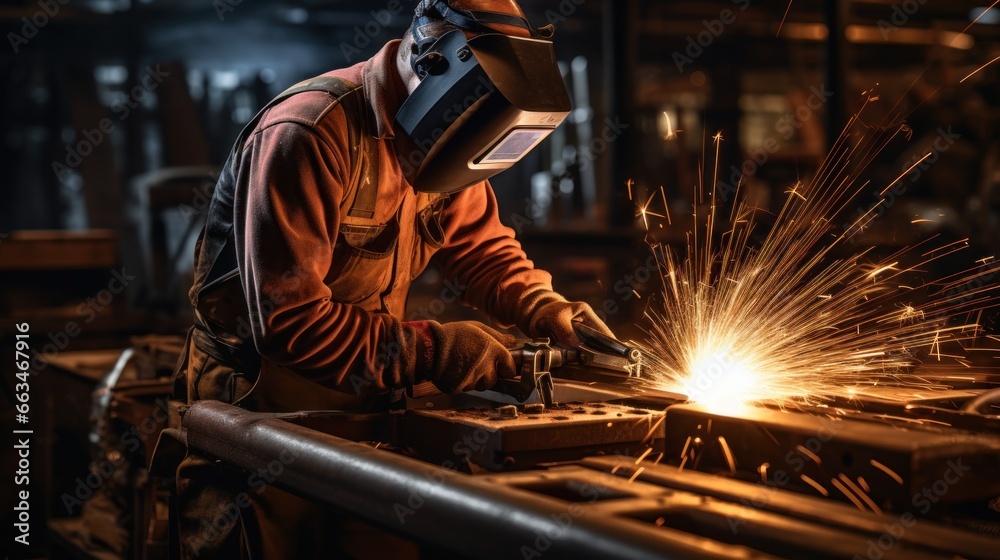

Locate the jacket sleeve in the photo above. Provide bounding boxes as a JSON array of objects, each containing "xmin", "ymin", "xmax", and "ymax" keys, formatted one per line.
[
  {"xmin": 434, "ymin": 182, "xmax": 555, "ymax": 329},
  {"xmin": 233, "ymin": 119, "xmax": 420, "ymax": 394}
]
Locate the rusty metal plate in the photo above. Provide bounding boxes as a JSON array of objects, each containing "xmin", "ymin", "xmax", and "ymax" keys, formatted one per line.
[
  {"xmin": 659, "ymin": 404, "xmax": 1000, "ymax": 517},
  {"xmin": 397, "ymin": 402, "xmax": 664, "ymax": 471}
]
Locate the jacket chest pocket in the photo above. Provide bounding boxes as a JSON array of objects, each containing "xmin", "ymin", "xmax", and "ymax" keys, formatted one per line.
[
  {"xmin": 410, "ymin": 198, "xmax": 448, "ymax": 280},
  {"xmin": 328, "ymin": 219, "xmax": 399, "ymax": 307}
]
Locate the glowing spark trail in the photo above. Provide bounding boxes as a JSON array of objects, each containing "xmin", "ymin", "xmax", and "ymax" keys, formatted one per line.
[
  {"xmin": 636, "ymin": 99, "xmax": 1000, "ymax": 410},
  {"xmin": 962, "ymin": 0, "xmax": 1000, "ymax": 33},
  {"xmin": 796, "ymin": 445, "xmax": 822, "ymax": 466},
  {"xmin": 801, "ymin": 474, "xmax": 829, "ymax": 496},
  {"xmin": 635, "ymin": 447, "xmax": 653, "ymax": 465},
  {"xmin": 858, "ymin": 476, "xmax": 870, "ymax": 493},
  {"xmin": 777, "ymin": 0, "xmax": 795, "ymax": 36},
  {"xmin": 662, "ymin": 111, "xmax": 682, "ymax": 141},
  {"xmin": 880, "ymin": 153, "xmax": 932, "ymax": 196},
  {"xmin": 961, "ymin": 54, "xmax": 1000, "ymax": 84},
  {"xmin": 680, "ymin": 436, "xmax": 693, "ymax": 459},
  {"xmin": 718, "ymin": 436, "xmax": 737, "ymax": 474},
  {"xmin": 870, "ymin": 459, "xmax": 904, "ymax": 485},
  {"xmin": 628, "ymin": 467, "xmax": 645, "ymax": 484},
  {"xmin": 831, "ymin": 477, "xmax": 868, "ymax": 512},
  {"xmin": 840, "ymin": 473, "xmax": 883, "ymax": 516},
  {"xmin": 660, "ymin": 186, "xmax": 672, "ymax": 225}
]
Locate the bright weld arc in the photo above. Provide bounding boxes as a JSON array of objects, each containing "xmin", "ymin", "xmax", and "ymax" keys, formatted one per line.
[{"xmin": 631, "ymin": 97, "xmax": 1000, "ymax": 412}]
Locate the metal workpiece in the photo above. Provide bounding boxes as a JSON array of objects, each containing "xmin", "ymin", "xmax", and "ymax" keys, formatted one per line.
[
  {"xmin": 659, "ymin": 404, "xmax": 1000, "ymax": 515},
  {"xmin": 181, "ymin": 401, "xmax": 765, "ymax": 560},
  {"xmin": 174, "ymin": 399, "xmax": 1000, "ymax": 559},
  {"xmin": 816, "ymin": 383, "xmax": 1000, "ymax": 435},
  {"xmin": 963, "ymin": 387, "xmax": 1000, "ymax": 418},
  {"xmin": 580, "ymin": 456, "xmax": 1000, "ymax": 560},
  {"xmin": 398, "ymin": 402, "xmax": 664, "ymax": 471},
  {"xmin": 560, "ymin": 462, "xmax": 997, "ymax": 560}
]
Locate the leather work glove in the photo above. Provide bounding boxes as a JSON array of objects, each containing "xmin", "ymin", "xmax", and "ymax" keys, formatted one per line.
[
  {"xmin": 516, "ymin": 290, "xmax": 616, "ymax": 349},
  {"xmin": 407, "ymin": 321, "xmax": 517, "ymax": 394}
]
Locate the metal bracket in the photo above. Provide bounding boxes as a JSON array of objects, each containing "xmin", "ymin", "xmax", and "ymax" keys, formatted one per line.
[{"xmin": 495, "ymin": 339, "xmax": 560, "ymax": 407}]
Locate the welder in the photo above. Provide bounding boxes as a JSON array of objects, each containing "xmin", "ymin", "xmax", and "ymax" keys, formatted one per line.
[{"xmin": 167, "ymin": 1, "xmax": 615, "ymax": 558}]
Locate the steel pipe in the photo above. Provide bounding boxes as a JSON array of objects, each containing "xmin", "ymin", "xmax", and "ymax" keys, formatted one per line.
[{"xmin": 182, "ymin": 401, "xmax": 768, "ymax": 560}]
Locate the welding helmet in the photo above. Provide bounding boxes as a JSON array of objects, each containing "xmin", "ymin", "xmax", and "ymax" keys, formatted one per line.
[{"xmin": 394, "ymin": 0, "xmax": 572, "ymax": 194}]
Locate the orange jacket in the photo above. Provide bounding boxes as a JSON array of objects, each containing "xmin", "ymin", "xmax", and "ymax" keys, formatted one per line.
[{"xmin": 189, "ymin": 40, "xmax": 552, "ymax": 399}]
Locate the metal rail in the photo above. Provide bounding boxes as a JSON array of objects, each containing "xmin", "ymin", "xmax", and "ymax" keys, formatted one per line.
[{"xmin": 182, "ymin": 401, "xmax": 769, "ymax": 560}]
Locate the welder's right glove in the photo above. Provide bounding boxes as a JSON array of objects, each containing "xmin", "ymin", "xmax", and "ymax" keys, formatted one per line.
[
  {"xmin": 406, "ymin": 320, "xmax": 517, "ymax": 394},
  {"xmin": 513, "ymin": 288, "xmax": 616, "ymax": 349}
]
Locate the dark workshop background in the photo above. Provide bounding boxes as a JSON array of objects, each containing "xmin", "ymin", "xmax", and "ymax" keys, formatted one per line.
[{"xmin": 0, "ymin": 0, "xmax": 999, "ymax": 557}]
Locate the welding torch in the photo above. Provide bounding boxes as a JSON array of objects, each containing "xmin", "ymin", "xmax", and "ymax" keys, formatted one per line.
[{"xmin": 497, "ymin": 323, "xmax": 643, "ymax": 407}]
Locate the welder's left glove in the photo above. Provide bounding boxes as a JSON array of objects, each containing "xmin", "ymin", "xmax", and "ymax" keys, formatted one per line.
[{"xmin": 515, "ymin": 289, "xmax": 616, "ymax": 349}]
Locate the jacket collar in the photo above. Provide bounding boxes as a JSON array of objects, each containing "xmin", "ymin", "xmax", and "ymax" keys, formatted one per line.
[{"xmin": 362, "ymin": 39, "xmax": 408, "ymax": 140}]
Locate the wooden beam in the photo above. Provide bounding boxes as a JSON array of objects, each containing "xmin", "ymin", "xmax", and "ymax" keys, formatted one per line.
[{"xmin": 0, "ymin": 230, "xmax": 117, "ymax": 271}]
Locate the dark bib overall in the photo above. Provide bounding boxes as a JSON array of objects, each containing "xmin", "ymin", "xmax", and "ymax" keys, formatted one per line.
[{"xmin": 170, "ymin": 77, "xmax": 444, "ymax": 560}]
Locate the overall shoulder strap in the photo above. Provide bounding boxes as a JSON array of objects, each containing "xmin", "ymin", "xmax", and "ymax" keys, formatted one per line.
[
  {"xmin": 200, "ymin": 76, "xmax": 378, "ymax": 294},
  {"xmin": 279, "ymin": 77, "xmax": 379, "ymax": 220},
  {"xmin": 334, "ymin": 85, "xmax": 380, "ymax": 222},
  {"xmin": 232, "ymin": 76, "xmax": 360, "ymax": 152}
]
